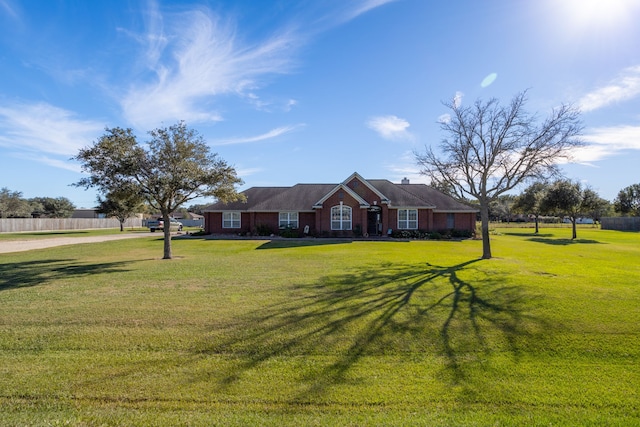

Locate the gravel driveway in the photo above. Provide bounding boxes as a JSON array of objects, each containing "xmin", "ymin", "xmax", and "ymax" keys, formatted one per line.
[{"xmin": 0, "ymin": 233, "xmax": 152, "ymax": 254}]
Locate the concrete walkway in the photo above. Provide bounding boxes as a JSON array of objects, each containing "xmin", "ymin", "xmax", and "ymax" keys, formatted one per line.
[{"xmin": 0, "ymin": 233, "xmax": 152, "ymax": 254}]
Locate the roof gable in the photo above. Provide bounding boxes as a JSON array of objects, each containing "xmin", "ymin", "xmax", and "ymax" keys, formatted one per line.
[
  {"xmin": 342, "ymin": 172, "xmax": 390, "ymax": 204},
  {"xmin": 313, "ymin": 183, "xmax": 370, "ymax": 208}
]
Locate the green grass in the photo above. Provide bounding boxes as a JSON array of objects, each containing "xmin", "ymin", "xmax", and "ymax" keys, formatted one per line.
[{"xmin": 0, "ymin": 229, "xmax": 638, "ymax": 426}]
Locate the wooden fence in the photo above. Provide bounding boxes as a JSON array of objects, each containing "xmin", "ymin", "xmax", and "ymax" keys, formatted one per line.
[
  {"xmin": 0, "ymin": 218, "xmax": 143, "ymax": 233},
  {"xmin": 601, "ymin": 217, "xmax": 640, "ymax": 231}
]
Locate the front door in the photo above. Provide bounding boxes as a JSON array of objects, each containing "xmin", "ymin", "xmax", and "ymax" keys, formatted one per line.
[{"xmin": 367, "ymin": 207, "xmax": 382, "ymax": 236}]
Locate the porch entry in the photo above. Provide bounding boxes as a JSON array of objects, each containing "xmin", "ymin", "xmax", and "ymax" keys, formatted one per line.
[{"xmin": 367, "ymin": 206, "xmax": 382, "ymax": 236}]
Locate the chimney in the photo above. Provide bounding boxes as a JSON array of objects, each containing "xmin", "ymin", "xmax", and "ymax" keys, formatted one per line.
[{"xmin": 401, "ymin": 177, "xmax": 410, "ymax": 185}]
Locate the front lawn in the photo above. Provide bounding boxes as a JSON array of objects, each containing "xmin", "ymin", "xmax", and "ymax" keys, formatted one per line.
[{"xmin": 0, "ymin": 229, "xmax": 638, "ymax": 426}]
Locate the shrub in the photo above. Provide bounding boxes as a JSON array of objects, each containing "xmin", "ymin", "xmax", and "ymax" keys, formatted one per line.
[
  {"xmin": 279, "ymin": 227, "xmax": 299, "ymax": 238},
  {"xmin": 255, "ymin": 224, "xmax": 274, "ymax": 236}
]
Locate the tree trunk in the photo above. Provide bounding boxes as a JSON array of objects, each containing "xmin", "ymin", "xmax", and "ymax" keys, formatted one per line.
[
  {"xmin": 119, "ymin": 220, "xmax": 124, "ymax": 232},
  {"xmin": 572, "ymin": 217, "xmax": 577, "ymax": 240},
  {"xmin": 480, "ymin": 202, "xmax": 492, "ymax": 259},
  {"xmin": 162, "ymin": 212, "xmax": 172, "ymax": 259},
  {"xmin": 534, "ymin": 215, "xmax": 539, "ymax": 234}
]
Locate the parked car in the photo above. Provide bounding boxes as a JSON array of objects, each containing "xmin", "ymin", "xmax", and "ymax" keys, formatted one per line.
[{"xmin": 147, "ymin": 218, "xmax": 183, "ymax": 232}]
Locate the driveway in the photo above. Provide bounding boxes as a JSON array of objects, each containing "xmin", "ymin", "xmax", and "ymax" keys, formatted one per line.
[{"xmin": 0, "ymin": 233, "xmax": 153, "ymax": 254}]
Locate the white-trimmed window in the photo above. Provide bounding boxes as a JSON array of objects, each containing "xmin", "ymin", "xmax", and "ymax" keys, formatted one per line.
[
  {"xmin": 398, "ymin": 209, "xmax": 418, "ymax": 229},
  {"xmin": 331, "ymin": 205, "xmax": 352, "ymax": 230},
  {"xmin": 279, "ymin": 212, "xmax": 299, "ymax": 229},
  {"xmin": 222, "ymin": 211, "xmax": 241, "ymax": 228}
]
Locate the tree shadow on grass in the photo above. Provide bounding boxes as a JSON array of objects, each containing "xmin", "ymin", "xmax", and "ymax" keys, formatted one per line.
[
  {"xmin": 194, "ymin": 259, "xmax": 547, "ymax": 401},
  {"xmin": 503, "ymin": 232, "xmax": 554, "ymax": 238},
  {"xmin": 528, "ymin": 237, "xmax": 603, "ymax": 246},
  {"xmin": 0, "ymin": 259, "xmax": 135, "ymax": 291}
]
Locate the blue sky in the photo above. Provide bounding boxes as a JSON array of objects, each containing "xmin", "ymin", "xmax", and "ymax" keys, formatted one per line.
[{"xmin": 1, "ymin": 0, "xmax": 640, "ymax": 208}]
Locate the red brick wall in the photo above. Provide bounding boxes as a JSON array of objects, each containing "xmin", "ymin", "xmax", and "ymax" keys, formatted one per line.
[
  {"xmin": 317, "ymin": 191, "xmax": 363, "ymax": 235},
  {"xmin": 432, "ymin": 212, "xmax": 476, "ymax": 232}
]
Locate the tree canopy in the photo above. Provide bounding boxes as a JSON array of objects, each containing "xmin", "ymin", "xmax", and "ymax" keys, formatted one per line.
[
  {"xmin": 416, "ymin": 91, "xmax": 583, "ymax": 258},
  {"xmin": 513, "ymin": 182, "xmax": 548, "ymax": 234},
  {"xmin": 0, "ymin": 188, "xmax": 32, "ymax": 218},
  {"xmin": 540, "ymin": 180, "xmax": 606, "ymax": 239},
  {"xmin": 96, "ymin": 185, "xmax": 146, "ymax": 232},
  {"xmin": 0, "ymin": 188, "xmax": 76, "ymax": 218},
  {"xmin": 74, "ymin": 121, "xmax": 243, "ymax": 259},
  {"xmin": 614, "ymin": 183, "xmax": 640, "ymax": 216},
  {"xmin": 30, "ymin": 197, "xmax": 76, "ymax": 218}
]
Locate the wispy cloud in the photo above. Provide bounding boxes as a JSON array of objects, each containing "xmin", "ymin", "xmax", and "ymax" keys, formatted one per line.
[
  {"xmin": 121, "ymin": 7, "xmax": 299, "ymax": 129},
  {"xmin": 120, "ymin": 1, "xmax": 396, "ymax": 129},
  {"xmin": 0, "ymin": 0, "xmax": 20, "ymax": 21},
  {"xmin": 384, "ymin": 150, "xmax": 428, "ymax": 184},
  {"xmin": 579, "ymin": 65, "xmax": 640, "ymax": 112},
  {"xmin": 211, "ymin": 124, "xmax": 305, "ymax": 146},
  {"xmin": 341, "ymin": 0, "xmax": 399, "ymax": 22},
  {"xmin": 0, "ymin": 101, "xmax": 104, "ymax": 160},
  {"xmin": 367, "ymin": 115, "xmax": 414, "ymax": 141},
  {"xmin": 574, "ymin": 124, "xmax": 640, "ymax": 164}
]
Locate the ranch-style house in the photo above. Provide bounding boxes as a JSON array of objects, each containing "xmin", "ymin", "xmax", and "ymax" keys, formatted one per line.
[{"xmin": 203, "ymin": 172, "xmax": 477, "ymax": 237}]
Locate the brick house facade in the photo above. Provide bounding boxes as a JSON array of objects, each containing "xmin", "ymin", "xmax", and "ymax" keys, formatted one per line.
[{"xmin": 204, "ymin": 172, "xmax": 477, "ymax": 237}]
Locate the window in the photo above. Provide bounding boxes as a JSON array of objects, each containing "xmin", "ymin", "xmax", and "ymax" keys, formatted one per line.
[
  {"xmin": 447, "ymin": 213, "xmax": 455, "ymax": 229},
  {"xmin": 222, "ymin": 212, "xmax": 241, "ymax": 228},
  {"xmin": 279, "ymin": 212, "xmax": 299, "ymax": 229},
  {"xmin": 398, "ymin": 209, "xmax": 418, "ymax": 229},
  {"xmin": 331, "ymin": 205, "xmax": 352, "ymax": 230}
]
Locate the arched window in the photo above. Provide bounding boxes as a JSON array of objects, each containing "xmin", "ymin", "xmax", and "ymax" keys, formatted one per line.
[{"xmin": 331, "ymin": 205, "xmax": 352, "ymax": 230}]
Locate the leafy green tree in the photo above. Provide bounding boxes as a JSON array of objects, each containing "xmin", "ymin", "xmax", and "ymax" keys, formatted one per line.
[
  {"xmin": 581, "ymin": 189, "xmax": 611, "ymax": 222},
  {"xmin": 96, "ymin": 185, "xmax": 145, "ymax": 232},
  {"xmin": 541, "ymin": 180, "xmax": 604, "ymax": 239},
  {"xmin": 74, "ymin": 121, "xmax": 243, "ymax": 259},
  {"xmin": 513, "ymin": 182, "xmax": 548, "ymax": 234},
  {"xmin": 0, "ymin": 188, "xmax": 32, "ymax": 218},
  {"xmin": 613, "ymin": 183, "xmax": 640, "ymax": 216},
  {"xmin": 415, "ymin": 91, "xmax": 583, "ymax": 258},
  {"xmin": 30, "ymin": 196, "xmax": 76, "ymax": 218},
  {"xmin": 489, "ymin": 194, "xmax": 517, "ymax": 222}
]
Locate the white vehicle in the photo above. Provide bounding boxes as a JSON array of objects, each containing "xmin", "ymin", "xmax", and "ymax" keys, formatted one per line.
[
  {"xmin": 562, "ymin": 217, "xmax": 594, "ymax": 224},
  {"xmin": 147, "ymin": 218, "xmax": 183, "ymax": 232}
]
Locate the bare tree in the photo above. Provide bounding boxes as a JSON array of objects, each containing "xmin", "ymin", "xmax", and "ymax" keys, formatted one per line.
[{"xmin": 416, "ymin": 91, "xmax": 582, "ymax": 259}]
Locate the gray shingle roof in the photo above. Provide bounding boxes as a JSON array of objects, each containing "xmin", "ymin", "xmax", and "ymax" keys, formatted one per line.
[{"xmin": 204, "ymin": 178, "xmax": 477, "ymax": 212}]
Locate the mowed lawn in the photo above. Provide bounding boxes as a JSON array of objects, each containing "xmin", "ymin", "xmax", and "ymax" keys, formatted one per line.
[{"xmin": 0, "ymin": 229, "xmax": 638, "ymax": 426}]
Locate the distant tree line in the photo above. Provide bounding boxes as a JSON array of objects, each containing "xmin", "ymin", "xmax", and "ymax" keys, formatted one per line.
[
  {"xmin": 0, "ymin": 188, "xmax": 75, "ymax": 218},
  {"xmin": 457, "ymin": 180, "xmax": 638, "ymax": 240}
]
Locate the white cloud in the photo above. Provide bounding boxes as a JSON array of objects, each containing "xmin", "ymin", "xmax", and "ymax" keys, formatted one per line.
[
  {"xmin": 453, "ymin": 91, "xmax": 464, "ymax": 108},
  {"xmin": 437, "ymin": 114, "xmax": 451, "ymax": 124},
  {"xmin": 573, "ymin": 124, "xmax": 640, "ymax": 164},
  {"xmin": 212, "ymin": 124, "xmax": 305, "ymax": 146},
  {"xmin": 384, "ymin": 151, "xmax": 429, "ymax": 184},
  {"xmin": 341, "ymin": 0, "xmax": 398, "ymax": 22},
  {"xmin": 0, "ymin": 101, "xmax": 104, "ymax": 158},
  {"xmin": 121, "ymin": 8, "xmax": 298, "ymax": 129},
  {"xmin": 367, "ymin": 115, "xmax": 414, "ymax": 141},
  {"xmin": 119, "ymin": 1, "xmax": 399, "ymax": 129},
  {"xmin": 579, "ymin": 65, "xmax": 640, "ymax": 112}
]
